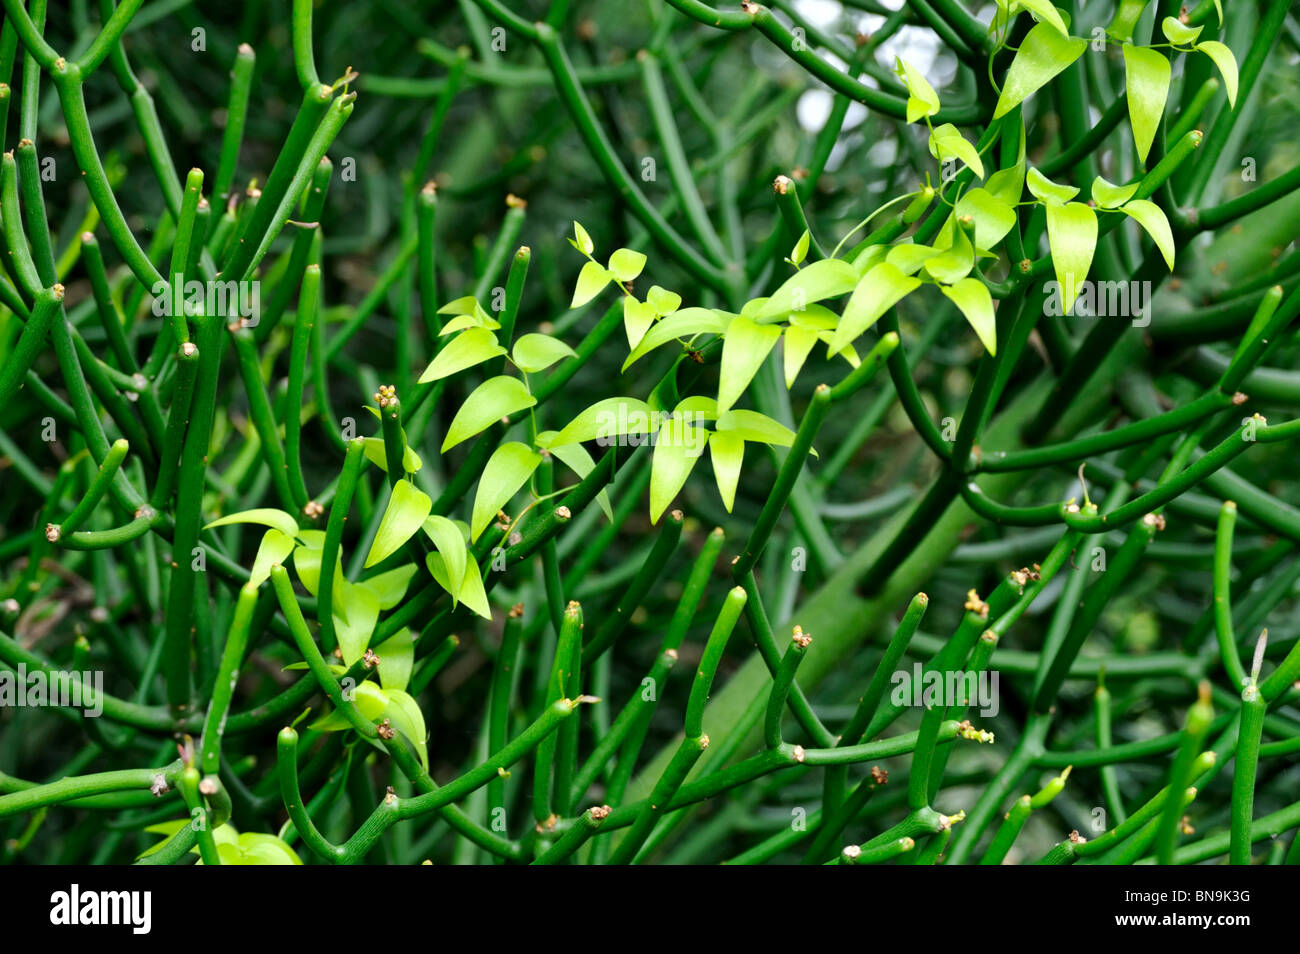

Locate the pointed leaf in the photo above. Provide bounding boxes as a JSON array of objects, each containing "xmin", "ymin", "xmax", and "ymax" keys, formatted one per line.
[
  {"xmin": 571, "ymin": 260, "xmax": 611, "ymax": 308},
  {"xmin": 757, "ymin": 258, "xmax": 859, "ymax": 320},
  {"xmin": 941, "ymin": 278, "xmax": 998, "ymax": 354},
  {"xmin": 362, "ymin": 436, "xmax": 422, "ymax": 475},
  {"xmin": 646, "ymin": 285, "xmax": 681, "ymax": 315},
  {"xmin": 1026, "ymin": 167, "xmax": 1079, "ymax": 205},
  {"xmin": 377, "ymin": 627, "xmax": 415, "ymax": 693},
  {"xmin": 607, "ymin": 247, "xmax": 647, "ymax": 283},
  {"xmin": 895, "ymin": 56, "xmax": 940, "ymax": 123},
  {"xmin": 418, "ymin": 327, "xmax": 505, "ymax": 383},
  {"xmin": 623, "ymin": 296, "xmax": 657, "ymax": 348},
  {"xmin": 649, "ymin": 417, "xmax": 702, "ymax": 523},
  {"xmin": 994, "ymin": 23, "xmax": 1087, "ymax": 119},
  {"xmin": 426, "ymin": 550, "xmax": 491, "ymax": 619},
  {"xmin": 420, "ymin": 515, "xmax": 467, "ymax": 608},
  {"xmin": 783, "ymin": 324, "xmax": 821, "ymax": 388},
  {"xmin": 382, "ymin": 689, "xmax": 429, "ymax": 771},
  {"xmin": 1196, "ymin": 41, "xmax": 1237, "ymax": 107},
  {"xmin": 1160, "ymin": 16, "xmax": 1202, "ymax": 46},
  {"xmin": 333, "ymin": 579, "xmax": 379, "ymax": 666},
  {"xmin": 717, "ymin": 316, "xmax": 782, "ymax": 413},
  {"xmin": 249, "ymin": 529, "xmax": 296, "ymax": 588},
  {"xmin": 365, "ymin": 479, "xmax": 432, "ymax": 568},
  {"xmin": 572, "ymin": 221, "xmax": 594, "ymax": 256},
  {"xmin": 623, "ymin": 308, "xmax": 730, "ymax": 369},
  {"xmin": 929, "ymin": 123, "xmax": 984, "ymax": 179},
  {"xmin": 709, "ymin": 431, "xmax": 744, "ymax": 512},
  {"xmin": 1091, "ymin": 175, "xmax": 1141, "ymax": 209},
  {"xmin": 356, "ymin": 564, "xmax": 418, "ymax": 610},
  {"xmin": 442, "ymin": 376, "xmax": 536, "ymax": 452},
  {"xmin": 954, "ymin": 188, "xmax": 1017, "ymax": 249},
  {"xmin": 472, "ymin": 442, "xmax": 542, "ymax": 541},
  {"xmin": 1122, "ymin": 44, "xmax": 1170, "ymax": 163},
  {"xmin": 550, "ymin": 396, "xmax": 655, "ymax": 447},
  {"xmin": 1015, "ymin": 0, "xmax": 1070, "ymax": 36},
  {"xmin": 1045, "ymin": 201, "xmax": 1098, "ymax": 314},
  {"xmin": 1119, "ymin": 199, "xmax": 1175, "ymax": 269},
  {"xmin": 715, "ymin": 409, "xmax": 797, "ymax": 446},
  {"xmin": 829, "ymin": 263, "xmax": 921, "ymax": 354},
  {"xmin": 204, "ymin": 508, "xmax": 299, "ymax": 539},
  {"xmin": 511, "ymin": 333, "xmax": 577, "ymax": 373},
  {"xmin": 923, "ymin": 222, "xmax": 976, "ymax": 284},
  {"xmin": 790, "ymin": 229, "xmax": 810, "ymax": 265}
]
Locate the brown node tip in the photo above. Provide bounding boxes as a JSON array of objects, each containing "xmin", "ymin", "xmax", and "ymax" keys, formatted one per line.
[
  {"xmin": 80, "ymin": 231, "xmax": 95, "ymax": 243},
  {"xmin": 238, "ymin": 42, "xmax": 255, "ymax": 55},
  {"xmin": 589, "ymin": 805, "xmax": 611, "ymax": 821},
  {"xmin": 45, "ymin": 523, "xmax": 60, "ymax": 543},
  {"xmin": 555, "ymin": 505, "xmax": 572, "ymax": 519},
  {"xmin": 376, "ymin": 718, "xmax": 395, "ymax": 740},
  {"xmin": 792, "ymin": 626, "xmax": 812, "ymax": 649},
  {"xmin": 1018, "ymin": 258, "xmax": 1032, "ymax": 274},
  {"xmin": 420, "ymin": 180, "xmax": 437, "ymax": 199},
  {"xmin": 363, "ymin": 648, "xmax": 380, "ymax": 669},
  {"xmin": 1068, "ymin": 829, "xmax": 1083, "ymax": 843},
  {"xmin": 670, "ymin": 509, "xmax": 683, "ymax": 522},
  {"xmin": 509, "ymin": 602, "xmax": 525, "ymax": 619},
  {"xmin": 51, "ymin": 283, "xmax": 65, "ymax": 300},
  {"xmin": 198, "ymin": 776, "xmax": 218, "ymax": 796},
  {"xmin": 741, "ymin": 1, "xmax": 759, "ymax": 13},
  {"xmin": 773, "ymin": 174, "xmax": 793, "ymax": 195},
  {"xmin": 566, "ymin": 600, "xmax": 582, "ymax": 613},
  {"xmin": 505, "ymin": 193, "xmax": 527, "ymax": 209},
  {"xmin": 871, "ymin": 766, "xmax": 888, "ymax": 786},
  {"xmin": 303, "ymin": 500, "xmax": 324, "ymax": 519},
  {"xmin": 855, "ymin": 32, "xmax": 869, "ymax": 47},
  {"xmin": 180, "ymin": 341, "xmax": 199, "ymax": 357},
  {"xmin": 963, "ymin": 588, "xmax": 989, "ymax": 619},
  {"xmin": 842, "ymin": 844, "xmax": 862, "ymax": 861},
  {"xmin": 792, "ymin": 745, "xmax": 805, "ymax": 763}
]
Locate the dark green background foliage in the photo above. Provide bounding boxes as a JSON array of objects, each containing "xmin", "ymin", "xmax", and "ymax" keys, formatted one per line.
[{"xmin": 2, "ymin": 0, "xmax": 1300, "ymax": 866}]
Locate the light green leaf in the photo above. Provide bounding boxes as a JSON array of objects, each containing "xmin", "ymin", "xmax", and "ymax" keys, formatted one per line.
[
  {"xmin": 954, "ymin": 188, "xmax": 1018, "ymax": 249},
  {"xmin": 333, "ymin": 579, "xmax": 379, "ymax": 666},
  {"xmin": 646, "ymin": 285, "xmax": 681, "ymax": 315},
  {"xmin": 649, "ymin": 416, "xmax": 702, "ymax": 523},
  {"xmin": 310, "ymin": 681, "xmax": 390, "ymax": 732},
  {"xmin": 1090, "ymin": 175, "xmax": 1141, "ymax": 209},
  {"xmin": 787, "ymin": 305, "xmax": 839, "ymax": 331},
  {"xmin": 437, "ymin": 295, "xmax": 486, "ymax": 318},
  {"xmin": 572, "ymin": 221, "xmax": 594, "ymax": 256},
  {"xmin": 439, "ymin": 312, "xmax": 500, "ymax": 336},
  {"xmin": 1014, "ymin": 0, "xmax": 1070, "ymax": 37},
  {"xmin": 623, "ymin": 308, "xmax": 730, "ymax": 369},
  {"xmin": 923, "ymin": 222, "xmax": 976, "ymax": 284},
  {"xmin": 426, "ymin": 550, "xmax": 491, "ymax": 619},
  {"xmin": 1196, "ymin": 41, "xmax": 1237, "ymax": 107},
  {"xmin": 607, "ymin": 247, "xmax": 647, "ymax": 283},
  {"xmin": 356, "ymin": 563, "xmax": 418, "ymax": 611},
  {"xmin": 291, "ymin": 530, "xmax": 341, "ymax": 597},
  {"xmin": 1045, "ymin": 201, "xmax": 1098, "ymax": 314},
  {"xmin": 418, "ymin": 327, "xmax": 504, "ymax": 383},
  {"xmin": 985, "ymin": 160, "xmax": 1026, "ymax": 206},
  {"xmin": 1118, "ymin": 198, "xmax": 1175, "ymax": 269},
  {"xmin": 1026, "ymin": 167, "xmax": 1079, "ymax": 205},
  {"xmin": 377, "ymin": 627, "xmax": 415, "ymax": 693},
  {"xmin": 511, "ymin": 333, "xmax": 577, "ymax": 373},
  {"xmin": 895, "ymin": 56, "xmax": 940, "ymax": 123},
  {"xmin": 623, "ymin": 296, "xmax": 657, "ymax": 348},
  {"xmin": 472, "ymin": 442, "xmax": 542, "ymax": 541},
  {"xmin": 383, "ymin": 689, "xmax": 429, "ymax": 771},
  {"xmin": 235, "ymin": 832, "xmax": 303, "ymax": 866},
  {"xmin": 717, "ymin": 316, "xmax": 782, "ymax": 414},
  {"xmin": 1160, "ymin": 16, "xmax": 1202, "ymax": 46},
  {"xmin": 362, "ymin": 437, "xmax": 422, "ymax": 475},
  {"xmin": 929, "ymin": 123, "xmax": 984, "ymax": 180},
  {"xmin": 204, "ymin": 508, "xmax": 298, "ymax": 539},
  {"xmin": 420, "ymin": 515, "xmax": 467, "ymax": 608},
  {"xmin": 550, "ymin": 396, "xmax": 655, "ymax": 447},
  {"xmin": 708, "ymin": 431, "xmax": 744, "ymax": 512},
  {"xmin": 886, "ymin": 243, "xmax": 941, "ymax": 276},
  {"xmin": 534, "ymin": 431, "xmax": 614, "ymax": 523},
  {"xmin": 783, "ymin": 324, "xmax": 821, "ymax": 388},
  {"xmin": 790, "ymin": 229, "xmax": 810, "ymax": 265},
  {"xmin": 249, "ymin": 528, "xmax": 296, "ymax": 587},
  {"xmin": 716, "ymin": 409, "xmax": 797, "ymax": 447},
  {"xmin": 757, "ymin": 258, "xmax": 859, "ymax": 320},
  {"xmin": 941, "ymin": 278, "xmax": 998, "ymax": 354},
  {"xmin": 1108, "ymin": 0, "xmax": 1149, "ymax": 42},
  {"xmin": 365, "ymin": 479, "xmax": 432, "ymax": 568},
  {"xmin": 994, "ymin": 23, "xmax": 1087, "ymax": 119},
  {"xmin": 571, "ymin": 260, "xmax": 611, "ymax": 308},
  {"xmin": 829, "ymin": 262, "xmax": 921, "ymax": 354},
  {"xmin": 1122, "ymin": 44, "xmax": 1170, "ymax": 163},
  {"xmin": 442, "ymin": 376, "xmax": 536, "ymax": 452}
]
